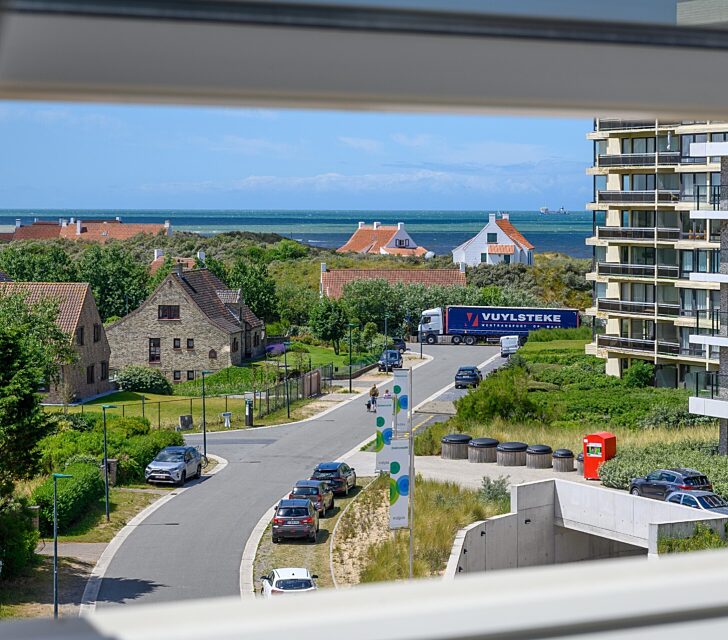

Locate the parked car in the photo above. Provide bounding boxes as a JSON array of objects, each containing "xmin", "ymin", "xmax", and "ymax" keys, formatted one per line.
[
  {"xmin": 311, "ymin": 462, "xmax": 357, "ymax": 495},
  {"xmin": 454, "ymin": 366, "xmax": 482, "ymax": 389},
  {"xmin": 629, "ymin": 468, "xmax": 712, "ymax": 500},
  {"xmin": 260, "ymin": 568, "xmax": 318, "ymax": 597},
  {"xmin": 666, "ymin": 491, "xmax": 728, "ymax": 515},
  {"xmin": 272, "ymin": 499, "xmax": 319, "ymax": 543},
  {"xmin": 289, "ymin": 479, "xmax": 335, "ymax": 515},
  {"xmin": 145, "ymin": 446, "xmax": 202, "ymax": 485},
  {"xmin": 378, "ymin": 349, "xmax": 403, "ymax": 371},
  {"xmin": 390, "ymin": 337, "xmax": 408, "ymax": 352}
]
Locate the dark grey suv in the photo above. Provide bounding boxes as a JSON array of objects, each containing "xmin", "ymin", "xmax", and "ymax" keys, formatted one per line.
[
  {"xmin": 272, "ymin": 498, "xmax": 319, "ymax": 543},
  {"xmin": 629, "ymin": 468, "xmax": 712, "ymax": 500}
]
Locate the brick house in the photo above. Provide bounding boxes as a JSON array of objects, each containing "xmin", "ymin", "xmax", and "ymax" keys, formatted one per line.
[
  {"xmin": 337, "ymin": 221, "xmax": 431, "ymax": 257},
  {"xmin": 0, "ymin": 281, "xmax": 113, "ymax": 403},
  {"xmin": 106, "ymin": 267, "xmax": 265, "ymax": 382},
  {"xmin": 0, "ymin": 216, "xmax": 170, "ymax": 243}
]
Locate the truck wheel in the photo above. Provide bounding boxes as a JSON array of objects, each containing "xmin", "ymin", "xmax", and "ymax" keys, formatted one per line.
[
  {"xmin": 451, "ymin": 336, "xmax": 462, "ymax": 345},
  {"xmin": 426, "ymin": 335, "xmax": 436, "ymax": 345},
  {"xmin": 464, "ymin": 336, "xmax": 476, "ymax": 346}
]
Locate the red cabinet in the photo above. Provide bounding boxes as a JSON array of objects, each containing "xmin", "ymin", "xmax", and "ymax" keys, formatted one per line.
[{"xmin": 582, "ymin": 432, "xmax": 616, "ymax": 480}]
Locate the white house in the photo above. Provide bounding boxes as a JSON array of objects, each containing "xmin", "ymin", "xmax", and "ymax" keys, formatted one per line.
[
  {"xmin": 337, "ymin": 221, "xmax": 432, "ymax": 258},
  {"xmin": 451, "ymin": 213, "xmax": 534, "ymax": 267}
]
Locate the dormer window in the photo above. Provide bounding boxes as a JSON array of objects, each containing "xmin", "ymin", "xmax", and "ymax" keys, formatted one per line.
[{"xmin": 395, "ymin": 238, "xmax": 410, "ymax": 248}]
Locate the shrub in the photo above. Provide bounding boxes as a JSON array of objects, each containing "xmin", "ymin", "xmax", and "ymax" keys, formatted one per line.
[
  {"xmin": 623, "ymin": 361, "xmax": 654, "ymax": 388},
  {"xmin": 32, "ymin": 463, "xmax": 104, "ymax": 534},
  {"xmin": 116, "ymin": 365, "xmax": 173, "ymax": 395},
  {"xmin": 658, "ymin": 523, "xmax": 728, "ymax": 554},
  {"xmin": 0, "ymin": 500, "xmax": 39, "ymax": 579},
  {"xmin": 527, "ymin": 326, "xmax": 592, "ymax": 342},
  {"xmin": 478, "ymin": 475, "xmax": 510, "ymax": 508},
  {"xmin": 638, "ymin": 406, "xmax": 716, "ymax": 430},
  {"xmin": 48, "ymin": 412, "xmax": 97, "ymax": 433}
]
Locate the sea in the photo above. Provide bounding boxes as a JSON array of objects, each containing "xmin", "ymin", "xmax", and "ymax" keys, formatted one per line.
[{"xmin": 0, "ymin": 209, "xmax": 596, "ymax": 259}]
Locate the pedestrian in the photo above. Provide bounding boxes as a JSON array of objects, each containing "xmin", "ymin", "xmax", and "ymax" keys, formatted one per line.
[
  {"xmin": 369, "ymin": 384, "xmax": 379, "ymax": 412},
  {"xmin": 383, "ymin": 389, "xmax": 392, "ymax": 400}
]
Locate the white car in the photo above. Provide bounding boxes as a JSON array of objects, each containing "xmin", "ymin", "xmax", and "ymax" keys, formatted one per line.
[{"xmin": 259, "ymin": 568, "xmax": 318, "ymax": 597}]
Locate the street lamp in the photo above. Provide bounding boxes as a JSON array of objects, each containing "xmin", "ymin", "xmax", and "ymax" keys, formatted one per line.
[
  {"xmin": 348, "ymin": 323, "xmax": 357, "ymax": 393},
  {"xmin": 53, "ymin": 473, "xmax": 73, "ymax": 619},
  {"xmin": 283, "ymin": 342, "xmax": 291, "ymax": 418},
  {"xmin": 201, "ymin": 370, "xmax": 212, "ymax": 458},
  {"xmin": 101, "ymin": 405, "xmax": 117, "ymax": 522},
  {"xmin": 384, "ymin": 313, "xmax": 389, "ymax": 351}
]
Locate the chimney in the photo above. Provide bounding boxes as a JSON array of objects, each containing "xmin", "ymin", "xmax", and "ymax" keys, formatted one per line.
[
  {"xmin": 61, "ymin": 219, "xmax": 68, "ymax": 228},
  {"xmin": 501, "ymin": 212, "xmax": 510, "ymax": 220},
  {"xmin": 115, "ymin": 216, "xmax": 121, "ymax": 222},
  {"xmin": 196, "ymin": 250, "xmax": 206, "ymax": 262},
  {"xmin": 33, "ymin": 217, "xmax": 38, "ymax": 223},
  {"xmin": 373, "ymin": 221, "xmax": 381, "ymax": 229},
  {"xmin": 15, "ymin": 218, "xmax": 21, "ymax": 228},
  {"xmin": 489, "ymin": 213, "xmax": 496, "ymax": 224},
  {"xmin": 358, "ymin": 221, "xmax": 365, "ymax": 229},
  {"xmin": 174, "ymin": 263, "xmax": 184, "ymax": 275},
  {"xmin": 459, "ymin": 262, "xmax": 466, "ymax": 273},
  {"xmin": 321, "ymin": 262, "xmax": 327, "ymax": 273},
  {"xmin": 70, "ymin": 217, "xmax": 75, "ymax": 224},
  {"xmin": 153, "ymin": 248, "xmax": 164, "ymax": 260},
  {"xmin": 164, "ymin": 220, "xmax": 171, "ymax": 229},
  {"xmin": 76, "ymin": 219, "xmax": 82, "ymax": 235},
  {"xmin": 397, "ymin": 222, "xmax": 404, "ymax": 230}
]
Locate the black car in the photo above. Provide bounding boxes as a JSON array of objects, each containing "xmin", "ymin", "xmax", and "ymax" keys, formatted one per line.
[
  {"xmin": 390, "ymin": 337, "xmax": 408, "ymax": 352},
  {"xmin": 629, "ymin": 468, "xmax": 712, "ymax": 500},
  {"xmin": 288, "ymin": 479, "xmax": 335, "ymax": 515},
  {"xmin": 378, "ymin": 349, "xmax": 403, "ymax": 371},
  {"xmin": 272, "ymin": 498, "xmax": 319, "ymax": 543},
  {"xmin": 311, "ymin": 462, "xmax": 357, "ymax": 495},
  {"xmin": 454, "ymin": 366, "xmax": 482, "ymax": 389}
]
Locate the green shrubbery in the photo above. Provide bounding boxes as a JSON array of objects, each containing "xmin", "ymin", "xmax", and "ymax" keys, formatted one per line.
[
  {"xmin": 658, "ymin": 523, "xmax": 728, "ymax": 554},
  {"xmin": 527, "ymin": 326, "xmax": 592, "ymax": 342},
  {"xmin": 0, "ymin": 500, "xmax": 39, "ymax": 579},
  {"xmin": 116, "ymin": 365, "xmax": 173, "ymax": 395},
  {"xmin": 31, "ymin": 463, "xmax": 104, "ymax": 535}
]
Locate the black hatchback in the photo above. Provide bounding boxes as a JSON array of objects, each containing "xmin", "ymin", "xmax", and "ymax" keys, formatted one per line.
[
  {"xmin": 454, "ymin": 366, "xmax": 482, "ymax": 389},
  {"xmin": 629, "ymin": 468, "xmax": 712, "ymax": 500}
]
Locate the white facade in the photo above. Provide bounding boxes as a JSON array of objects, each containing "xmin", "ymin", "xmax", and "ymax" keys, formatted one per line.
[{"xmin": 451, "ymin": 213, "xmax": 533, "ymax": 267}]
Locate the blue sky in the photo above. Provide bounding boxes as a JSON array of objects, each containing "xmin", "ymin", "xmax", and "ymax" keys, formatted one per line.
[{"xmin": 0, "ymin": 101, "xmax": 592, "ymax": 210}]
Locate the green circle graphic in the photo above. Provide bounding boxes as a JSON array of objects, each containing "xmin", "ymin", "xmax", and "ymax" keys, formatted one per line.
[
  {"xmin": 376, "ymin": 416, "xmax": 385, "ymax": 427},
  {"xmin": 393, "ymin": 385, "xmax": 401, "ymax": 394},
  {"xmin": 390, "ymin": 478, "xmax": 399, "ymax": 504},
  {"xmin": 390, "ymin": 461, "xmax": 401, "ymax": 475}
]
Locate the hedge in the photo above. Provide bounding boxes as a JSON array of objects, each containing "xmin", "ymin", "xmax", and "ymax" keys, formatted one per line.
[
  {"xmin": 32, "ymin": 463, "xmax": 105, "ymax": 535},
  {"xmin": 0, "ymin": 500, "xmax": 39, "ymax": 579},
  {"xmin": 116, "ymin": 365, "xmax": 173, "ymax": 395}
]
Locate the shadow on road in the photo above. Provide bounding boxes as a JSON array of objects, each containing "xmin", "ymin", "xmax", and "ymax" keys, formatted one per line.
[{"xmin": 97, "ymin": 576, "xmax": 168, "ymax": 605}]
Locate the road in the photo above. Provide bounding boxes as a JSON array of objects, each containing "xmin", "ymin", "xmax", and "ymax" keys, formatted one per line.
[{"xmin": 95, "ymin": 344, "xmax": 502, "ymax": 607}]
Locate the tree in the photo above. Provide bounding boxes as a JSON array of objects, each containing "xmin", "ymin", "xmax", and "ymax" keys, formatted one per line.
[
  {"xmin": 277, "ymin": 282, "xmax": 317, "ymax": 327},
  {"xmin": 228, "ymin": 259, "xmax": 277, "ymax": 322},
  {"xmin": 0, "ymin": 241, "xmax": 78, "ymax": 283},
  {"xmin": 77, "ymin": 243, "xmax": 150, "ymax": 320},
  {"xmin": 309, "ymin": 298, "xmax": 349, "ymax": 354},
  {"xmin": 148, "ymin": 254, "xmax": 176, "ymax": 292}
]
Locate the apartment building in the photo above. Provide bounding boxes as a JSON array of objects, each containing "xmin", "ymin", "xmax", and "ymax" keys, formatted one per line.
[{"xmin": 585, "ymin": 119, "xmax": 727, "ymax": 387}]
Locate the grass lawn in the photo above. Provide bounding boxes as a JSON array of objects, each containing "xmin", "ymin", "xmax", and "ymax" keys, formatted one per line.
[
  {"xmin": 253, "ymin": 478, "xmax": 373, "ymax": 593},
  {"xmin": 261, "ymin": 342, "xmax": 377, "ymax": 372}
]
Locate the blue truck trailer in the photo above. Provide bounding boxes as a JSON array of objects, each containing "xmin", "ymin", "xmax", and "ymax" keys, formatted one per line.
[{"xmin": 418, "ymin": 305, "xmax": 580, "ymax": 345}]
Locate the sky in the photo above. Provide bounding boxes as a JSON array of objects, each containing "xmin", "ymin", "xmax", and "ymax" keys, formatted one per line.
[{"xmin": 0, "ymin": 101, "xmax": 592, "ymax": 211}]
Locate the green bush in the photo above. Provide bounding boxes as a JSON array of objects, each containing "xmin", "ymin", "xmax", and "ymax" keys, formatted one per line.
[
  {"xmin": 48, "ymin": 412, "xmax": 97, "ymax": 433},
  {"xmin": 658, "ymin": 523, "xmax": 728, "ymax": 554},
  {"xmin": 478, "ymin": 475, "xmax": 510, "ymax": 508},
  {"xmin": 0, "ymin": 500, "xmax": 39, "ymax": 579},
  {"xmin": 32, "ymin": 463, "xmax": 104, "ymax": 535},
  {"xmin": 527, "ymin": 326, "xmax": 591, "ymax": 342},
  {"xmin": 116, "ymin": 365, "xmax": 173, "ymax": 395},
  {"xmin": 623, "ymin": 361, "xmax": 654, "ymax": 388},
  {"xmin": 639, "ymin": 405, "xmax": 716, "ymax": 430}
]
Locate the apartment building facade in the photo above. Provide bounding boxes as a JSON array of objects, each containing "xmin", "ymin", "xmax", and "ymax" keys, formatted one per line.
[{"xmin": 585, "ymin": 119, "xmax": 727, "ymax": 387}]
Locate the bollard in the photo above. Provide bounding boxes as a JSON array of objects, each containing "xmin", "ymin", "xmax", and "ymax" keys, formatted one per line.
[
  {"xmin": 107, "ymin": 459, "xmax": 119, "ymax": 486},
  {"xmin": 28, "ymin": 505, "xmax": 40, "ymax": 531}
]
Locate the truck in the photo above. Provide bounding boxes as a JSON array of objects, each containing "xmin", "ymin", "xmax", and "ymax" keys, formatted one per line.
[{"xmin": 418, "ymin": 305, "xmax": 580, "ymax": 345}]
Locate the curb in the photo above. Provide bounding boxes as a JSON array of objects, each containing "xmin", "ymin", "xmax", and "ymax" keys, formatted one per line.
[{"xmin": 79, "ymin": 453, "xmax": 228, "ymax": 616}]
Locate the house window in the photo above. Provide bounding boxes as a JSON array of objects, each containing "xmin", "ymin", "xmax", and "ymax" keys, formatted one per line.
[
  {"xmin": 480, "ymin": 253, "xmax": 488, "ymax": 263},
  {"xmin": 187, "ymin": 370, "xmax": 195, "ymax": 381},
  {"xmin": 158, "ymin": 305, "xmax": 180, "ymax": 320},
  {"xmin": 504, "ymin": 255, "xmax": 511, "ymax": 265},
  {"xmin": 86, "ymin": 364, "xmax": 95, "ymax": 384},
  {"xmin": 396, "ymin": 238, "xmax": 410, "ymax": 247},
  {"xmin": 187, "ymin": 338, "xmax": 195, "ymax": 350},
  {"xmin": 173, "ymin": 338, "xmax": 181, "ymax": 349},
  {"xmin": 100, "ymin": 361, "xmax": 109, "ymax": 381},
  {"xmin": 486, "ymin": 233, "xmax": 498, "ymax": 243},
  {"xmin": 93, "ymin": 323, "xmax": 101, "ymax": 343},
  {"xmin": 76, "ymin": 326, "xmax": 84, "ymax": 346},
  {"xmin": 149, "ymin": 338, "xmax": 161, "ymax": 363},
  {"xmin": 173, "ymin": 370, "xmax": 181, "ymax": 381},
  {"xmin": 209, "ymin": 349, "xmax": 217, "ymax": 359},
  {"xmin": 232, "ymin": 337, "xmax": 239, "ymax": 352},
  {"xmin": 253, "ymin": 333, "xmax": 260, "ymax": 348}
]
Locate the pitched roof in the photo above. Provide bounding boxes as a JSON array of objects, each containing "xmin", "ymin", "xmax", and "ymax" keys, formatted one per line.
[
  {"xmin": 336, "ymin": 224, "xmax": 428, "ymax": 256},
  {"xmin": 59, "ymin": 219, "xmax": 168, "ymax": 243},
  {"xmin": 495, "ymin": 219, "xmax": 534, "ymax": 250},
  {"xmin": 486, "ymin": 244, "xmax": 515, "ymax": 255},
  {"xmin": 173, "ymin": 269, "xmax": 263, "ymax": 332},
  {"xmin": 14, "ymin": 221, "xmax": 63, "ymax": 240},
  {"xmin": 0, "ymin": 282, "xmax": 90, "ymax": 333},
  {"xmin": 321, "ymin": 269, "xmax": 466, "ymax": 299},
  {"xmin": 149, "ymin": 255, "xmax": 196, "ymax": 274}
]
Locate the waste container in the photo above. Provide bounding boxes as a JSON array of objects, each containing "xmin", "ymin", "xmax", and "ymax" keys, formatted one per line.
[
  {"xmin": 468, "ymin": 438, "xmax": 499, "ymax": 463},
  {"xmin": 245, "ymin": 400, "xmax": 253, "ymax": 427},
  {"xmin": 496, "ymin": 441, "xmax": 528, "ymax": 466},
  {"xmin": 441, "ymin": 434, "xmax": 472, "ymax": 460},
  {"xmin": 526, "ymin": 444, "xmax": 553, "ymax": 469},
  {"xmin": 552, "ymin": 449, "xmax": 574, "ymax": 473},
  {"xmin": 576, "ymin": 452, "xmax": 584, "ymax": 475}
]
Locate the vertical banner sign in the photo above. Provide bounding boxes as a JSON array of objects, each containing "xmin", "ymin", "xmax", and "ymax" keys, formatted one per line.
[
  {"xmin": 393, "ymin": 368, "xmax": 411, "ymax": 437},
  {"xmin": 374, "ymin": 397, "xmax": 394, "ymax": 473},
  {"xmin": 389, "ymin": 439, "xmax": 410, "ymax": 530}
]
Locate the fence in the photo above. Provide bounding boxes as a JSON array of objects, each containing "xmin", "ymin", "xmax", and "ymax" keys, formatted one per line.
[{"xmin": 54, "ymin": 364, "xmax": 335, "ymax": 430}]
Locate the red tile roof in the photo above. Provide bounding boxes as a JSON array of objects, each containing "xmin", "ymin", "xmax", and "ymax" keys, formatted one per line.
[
  {"xmin": 59, "ymin": 220, "xmax": 168, "ymax": 243},
  {"xmin": 0, "ymin": 282, "xmax": 90, "ymax": 334},
  {"xmin": 336, "ymin": 224, "xmax": 428, "ymax": 256},
  {"xmin": 486, "ymin": 244, "xmax": 515, "ymax": 255},
  {"xmin": 13, "ymin": 221, "xmax": 63, "ymax": 240},
  {"xmin": 495, "ymin": 219, "xmax": 534, "ymax": 250},
  {"xmin": 321, "ymin": 269, "xmax": 466, "ymax": 299}
]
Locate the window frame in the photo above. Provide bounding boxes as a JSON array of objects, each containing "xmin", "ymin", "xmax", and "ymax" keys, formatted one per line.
[
  {"xmin": 100, "ymin": 361, "xmax": 109, "ymax": 381},
  {"xmin": 93, "ymin": 323, "xmax": 101, "ymax": 343},
  {"xmin": 173, "ymin": 370, "xmax": 181, "ymax": 381},
  {"xmin": 187, "ymin": 370, "xmax": 195, "ymax": 381},
  {"xmin": 86, "ymin": 364, "xmax": 95, "ymax": 384},
  {"xmin": 149, "ymin": 338, "xmax": 161, "ymax": 363},
  {"xmin": 486, "ymin": 232, "xmax": 498, "ymax": 244},
  {"xmin": 173, "ymin": 338, "xmax": 181, "ymax": 350},
  {"xmin": 76, "ymin": 326, "xmax": 84, "ymax": 346},
  {"xmin": 187, "ymin": 338, "xmax": 195, "ymax": 350},
  {"xmin": 158, "ymin": 305, "xmax": 181, "ymax": 320}
]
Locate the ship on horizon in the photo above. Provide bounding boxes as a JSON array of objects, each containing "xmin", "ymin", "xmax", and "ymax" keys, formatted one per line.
[{"xmin": 539, "ymin": 206, "xmax": 569, "ymax": 215}]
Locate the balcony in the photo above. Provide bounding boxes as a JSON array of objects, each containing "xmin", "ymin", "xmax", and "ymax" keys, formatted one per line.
[
  {"xmin": 595, "ymin": 227, "xmax": 680, "ymax": 242},
  {"xmin": 595, "ymin": 190, "xmax": 680, "ymax": 205},
  {"xmin": 596, "ymin": 299, "xmax": 680, "ymax": 317},
  {"xmin": 596, "ymin": 119, "xmax": 681, "ymax": 131},
  {"xmin": 596, "ymin": 335, "xmax": 712, "ymax": 359},
  {"xmin": 687, "ymin": 310, "xmax": 728, "ymax": 348},
  {"xmin": 596, "ymin": 152, "xmax": 681, "ymax": 168},
  {"xmin": 690, "ymin": 372, "xmax": 728, "ymax": 419},
  {"xmin": 595, "ymin": 262, "xmax": 679, "ymax": 279},
  {"xmin": 690, "ymin": 185, "xmax": 728, "ymax": 221}
]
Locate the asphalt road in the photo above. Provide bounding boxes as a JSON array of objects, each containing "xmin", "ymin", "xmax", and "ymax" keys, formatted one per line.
[{"xmin": 95, "ymin": 343, "xmax": 502, "ymax": 608}]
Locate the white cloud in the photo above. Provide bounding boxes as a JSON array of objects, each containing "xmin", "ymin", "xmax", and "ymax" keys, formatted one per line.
[
  {"xmin": 391, "ymin": 133, "xmax": 434, "ymax": 148},
  {"xmin": 337, "ymin": 136, "xmax": 382, "ymax": 152}
]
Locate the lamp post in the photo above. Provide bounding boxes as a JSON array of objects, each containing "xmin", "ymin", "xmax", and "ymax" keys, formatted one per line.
[
  {"xmin": 283, "ymin": 342, "xmax": 291, "ymax": 418},
  {"xmin": 384, "ymin": 313, "xmax": 389, "ymax": 350},
  {"xmin": 101, "ymin": 405, "xmax": 117, "ymax": 522},
  {"xmin": 201, "ymin": 370, "xmax": 212, "ymax": 458},
  {"xmin": 53, "ymin": 473, "xmax": 73, "ymax": 619},
  {"xmin": 348, "ymin": 323, "xmax": 357, "ymax": 393}
]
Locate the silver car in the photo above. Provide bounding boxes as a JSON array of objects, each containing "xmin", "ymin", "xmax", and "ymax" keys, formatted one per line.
[{"xmin": 145, "ymin": 446, "xmax": 202, "ymax": 485}]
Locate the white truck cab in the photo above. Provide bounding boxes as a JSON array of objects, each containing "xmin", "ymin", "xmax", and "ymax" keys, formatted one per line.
[
  {"xmin": 418, "ymin": 307, "xmax": 443, "ymax": 339},
  {"xmin": 500, "ymin": 335, "xmax": 520, "ymax": 357}
]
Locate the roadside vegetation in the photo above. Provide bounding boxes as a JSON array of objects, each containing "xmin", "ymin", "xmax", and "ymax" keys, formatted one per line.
[{"xmin": 658, "ymin": 523, "xmax": 728, "ymax": 554}]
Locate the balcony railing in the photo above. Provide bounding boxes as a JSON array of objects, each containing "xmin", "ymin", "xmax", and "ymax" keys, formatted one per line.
[
  {"xmin": 684, "ymin": 309, "xmax": 727, "ymax": 336},
  {"xmin": 596, "ymin": 262, "xmax": 679, "ymax": 279},
  {"xmin": 595, "ymin": 227, "xmax": 680, "ymax": 241},
  {"xmin": 596, "ymin": 335, "xmax": 694, "ymax": 357},
  {"xmin": 596, "ymin": 119, "xmax": 681, "ymax": 131},
  {"xmin": 692, "ymin": 371, "xmax": 728, "ymax": 400},
  {"xmin": 596, "ymin": 299, "xmax": 680, "ymax": 317},
  {"xmin": 596, "ymin": 152, "xmax": 681, "ymax": 167},
  {"xmin": 693, "ymin": 185, "xmax": 724, "ymax": 210},
  {"xmin": 595, "ymin": 190, "xmax": 680, "ymax": 204}
]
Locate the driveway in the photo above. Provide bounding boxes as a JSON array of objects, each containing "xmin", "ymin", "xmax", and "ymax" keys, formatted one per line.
[{"xmin": 94, "ymin": 344, "xmax": 501, "ymax": 607}]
